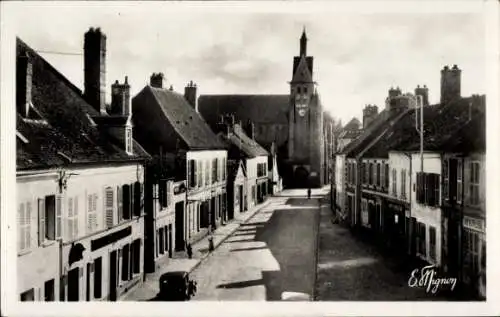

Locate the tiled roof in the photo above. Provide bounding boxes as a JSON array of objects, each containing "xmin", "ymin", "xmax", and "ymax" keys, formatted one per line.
[
  {"xmin": 16, "ymin": 38, "xmax": 149, "ymax": 171},
  {"xmin": 338, "ymin": 129, "xmax": 363, "ymax": 140},
  {"xmin": 343, "ymin": 117, "xmax": 361, "ymax": 130},
  {"xmin": 364, "ymin": 96, "xmax": 486, "ymax": 158},
  {"xmin": 230, "ymin": 124, "xmax": 269, "ymax": 157},
  {"xmin": 132, "ymin": 86, "xmax": 226, "ymax": 152},
  {"xmin": 341, "ymin": 109, "xmax": 393, "ymax": 157},
  {"xmin": 198, "ymin": 95, "xmax": 290, "ymax": 129}
]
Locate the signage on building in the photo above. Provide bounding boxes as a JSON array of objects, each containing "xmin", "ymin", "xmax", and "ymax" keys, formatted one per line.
[{"xmin": 463, "ymin": 216, "xmax": 484, "ymax": 232}]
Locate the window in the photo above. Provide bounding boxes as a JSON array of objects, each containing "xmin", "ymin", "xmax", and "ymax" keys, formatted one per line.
[
  {"xmin": 122, "ymin": 185, "xmax": 131, "ymax": 220},
  {"xmin": 416, "ymin": 172, "xmax": 439, "ymax": 207},
  {"xmin": 125, "ymin": 128, "xmax": 132, "ymax": 154},
  {"xmin": 392, "ymin": 169, "xmax": 397, "ymax": 196},
  {"xmin": 188, "ymin": 160, "xmax": 196, "ymax": 188},
  {"xmin": 401, "ymin": 170, "xmax": 406, "ymax": 199},
  {"xmin": 369, "ymin": 163, "xmax": 373, "ymax": 185},
  {"xmin": 122, "ymin": 244, "xmax": 130, "ymax": 281},
  {"xmin": 44, "ymin": 279, "xmax": 55, "ymax": 301},
  {"xmin": 20, "ymin": 288, "xmax": 34, "ymax": 301},
  {"xmin": 364, "ymin": 162, "xmax": 369, "ymax": 184},
  {"xmin": 212, "ymin": 158, "xmax": 218, "ymax": 184},
  {"xmin": 222, "ymin": 157, "xmax": 226, "ymax": 180},
  {"xmin": 133, "ymin": 239, "xmax": 141, "ymax": 274},
  {"xmin": 457, "ymin": 160, "xmax": 463, "ymax": 203},
  {"xmin": 361, "ymin": 199, "xmax": 369, "ymax": 226},
  {"xmin": 133, "ymin": 182, "xmax": 141, "ymax": 217},
  {"xmin": 45, "ymin": 195, "xmax": 62, "ymax": 240},
  {"xmin": 429, "ymin": 226, "xmax": 436, "ymax": 262},
  {"xmin": 469, "ymin": 162, "xmax": 480, "ymax": 206},
  {"xmin": 385, "ymin": 163, "xmax": 389, "ymax": 188},
  {"xmin": 376, "ymin": 164, "xmax": 381, "ymax": 186},
  {"xmin": 67, "ymin": 197, "xmax": 79, "ymax": 240},
  {"xmin": 105, "ymin": 187, "xmax": 114, "ymax": 228},
  {"xmin": 94, "ymin": 257, "xmax": 102, "ymax": 299},
  {"xmin": 361, "ymin": 163, "xmax": 368, "ymax": 184},
  {"xmin": 380, "ymin": 164, "xmax": 385, "ymax": 188},
  {"xmin": 443, "ymin": 160, "xmax": 449, "ymax": 200},
  {"xmin": 416, "ymin": 222, "xmax": 426, "ymax": 257},
  {"xmin": 87, "ymin": 193, "xmax": 98, "ymax": 233}
]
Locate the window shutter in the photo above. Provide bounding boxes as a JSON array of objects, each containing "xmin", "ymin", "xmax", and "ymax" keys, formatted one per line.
[
  {"xmin": 87, "ymin": 194, "xmax": 92, "ymax": 233},
  {"xmin": 19, "ymin": 203, "xmax": 25, "ymax": 250},
  {"xmin": 416, "ymin": 173, "xmax": 421, "ymax": 203},
  {"xmin": 435, "ymin": 174, "xmax": 440, "ymax": 207},
  {"xmin": 55, "ymin": 196, "xmax": 62, "ymax": 239},
  {"xmin": 73, "ymin": 197, "xmax": 78, "ymax": 238},
  {"xmin": 380, "ymin": 164, "xmax": 385, "ymax": 188},
  {"xmin": 38, "ymin": 199, "xmax": 45, "ymax": 245},
  {"xmin": 464, "ymin": 161, "xmax": 471, "ymax": 204},
  {"xmin": 67, "ymin": 197, "xmax": 74, "ymax": 240},
  {"xmin": 25, "ymin": 202, "xmax": 32, "ymax": 249},
  {"xmin": 167, "ymin": 181, "xmax": 173, "ymax": 207},
  {"xmin": 105, "ymin": 187, "xmax": 114, "ymax": 228}
]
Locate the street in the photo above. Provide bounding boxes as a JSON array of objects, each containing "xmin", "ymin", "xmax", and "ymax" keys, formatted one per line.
[{"xmin": 191, "ymin": 189, "xmax": 322, "ymax": 301}]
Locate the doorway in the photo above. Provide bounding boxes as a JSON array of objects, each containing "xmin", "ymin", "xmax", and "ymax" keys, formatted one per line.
[
  {"xmin": 175, "ymin": 202, "xmax": 185, "ymax": 251},
  {"xmin": 210, "ymin": 197, "xmax": 216, "ymax": 229},
  {"xmin": 239, "ymin": 185, "xmax": 244, "ymax": 214},
  {"xmin": 109, "ymin": 250, "xmax": 117, "ymax": 301},
  {"xmin": 294, "ymin": 166, "xmax": 309, "ymax": 189},
  {"xmin": 67, "ymin": 267, "xmax": 80, "ymax": 301}
]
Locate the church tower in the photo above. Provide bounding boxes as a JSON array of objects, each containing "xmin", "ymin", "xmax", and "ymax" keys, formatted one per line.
[{"xmin": 287, "ymin": 28, "xmax": 325, "ymax": 188}]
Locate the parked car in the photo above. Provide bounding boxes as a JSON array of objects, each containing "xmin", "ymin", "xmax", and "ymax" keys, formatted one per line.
[{"xmin": 153, "ymin": 271, "xmax": 197, "ymax": 301}]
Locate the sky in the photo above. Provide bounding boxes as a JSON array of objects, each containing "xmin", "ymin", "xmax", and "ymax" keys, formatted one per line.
[{"xmin": 3, "ymin": 1, "xmax": 487, "ymax": 125}]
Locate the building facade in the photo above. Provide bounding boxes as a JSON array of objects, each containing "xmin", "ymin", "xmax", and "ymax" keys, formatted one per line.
[{"xmin": 16, "ymin": 29, "xmax": 150, "ymax": 301}]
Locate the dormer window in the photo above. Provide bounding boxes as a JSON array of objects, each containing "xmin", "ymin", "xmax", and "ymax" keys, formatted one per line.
[{"xmin": 125, "ymin": 127, "xmax": 133, "ymax": 155}]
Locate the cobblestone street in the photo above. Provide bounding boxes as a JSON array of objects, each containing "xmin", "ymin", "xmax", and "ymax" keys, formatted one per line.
[
  {"xmin": 191, "ymin": 189, "xmax": 324, "ymax": 301},
  {"xmin": 315, "ymin": 198, "xmax": 453, "ymax": 301}
]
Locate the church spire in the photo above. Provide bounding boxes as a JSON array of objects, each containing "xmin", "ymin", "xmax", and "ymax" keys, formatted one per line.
[{"xmin": 300, "ymin": 26, "xmax": 308, "ymax": 56}]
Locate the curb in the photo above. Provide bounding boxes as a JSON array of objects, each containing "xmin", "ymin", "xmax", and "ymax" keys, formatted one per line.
[{"xmin": 186, "ymin": 198, "xmax": 273, "ymax": 275}]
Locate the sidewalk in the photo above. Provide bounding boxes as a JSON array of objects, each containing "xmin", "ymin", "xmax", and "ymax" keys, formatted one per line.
[{"xmin": 121, "ymin": 198, "xmax": 273, "ymax": 301}]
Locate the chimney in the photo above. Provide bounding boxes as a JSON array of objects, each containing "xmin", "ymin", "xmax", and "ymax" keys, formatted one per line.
[
  {"xmin": 84, "ymin": 27, "xmax": 107, "ymax": 114},
  {"xmin": 441, "ymin": 64, "xmax": 461, "ymax": 105},
  {"xmin": 362, "ymin": 104, "xmax": 378, "ymax": 129},
  {"xmin": 414, "ymin": 84, "xmax": 429, "ymax": 107},
  {"xmin": 244, "ymin": 119, "xmax": 255, "ymax": 140},
  {"xmin": 110, "ymin": 76, "xmax": 131, "ymax": 116},
  {"xmin": 184, "ymin": 80, "xmax": 198, "ymax": 111},
  {"xmin": 16, "ymin": 51, "xmax": 32, "ymax": 118},
  {"xmin": 150, "ymin": 72, "xmax": 165, "ymax": 88}
]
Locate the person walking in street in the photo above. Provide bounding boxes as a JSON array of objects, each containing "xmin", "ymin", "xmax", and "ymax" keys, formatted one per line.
[
  {"xmin": 186, "ymin": 243, "xmax": 193, "ymax": 259},
  {"xmin": 208, "ymin": 235, "xmax": 214, "ymax": 252},
  {"xmin": 307, "ymin": 187, "xmax": 311, "ymax": 199}
]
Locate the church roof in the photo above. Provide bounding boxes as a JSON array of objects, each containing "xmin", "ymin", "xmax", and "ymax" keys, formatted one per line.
[
  {"xmin": 198, "ymin": 94, "xmax": 290, "ymax": 128},
  {"xmin": 16, "ymin": 38, "xmax": 150, "ymax": 171},
  {"xmin": 291, "ymin": 55, "xmax": 313, "ymax": 83}
]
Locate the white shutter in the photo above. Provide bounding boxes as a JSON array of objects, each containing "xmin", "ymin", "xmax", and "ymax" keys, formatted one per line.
[
  {"xmin": 67, "ymin": 197, "xmax": 74, "ymax": 240},
  {"xmin": 167, "ymin": 181, "xmax": 173, "ymax": 207},
  {"xmin": 73, "ymin": 197, "xmax": 79, "ymax": 238},
  {"xmin": 55, "ymin": 196, "xmax": 62, "ymax": 239},
  {"xmin": 19, "ymin": 203, "xmax": 25, "ymax": 251},
  {"xmin": 38, "ymin": 198, "xmax": 45, "ymax": 245},
  {"xmin": 93, "ymin": 194, "xmax": 98, "ymax": 229},
  {"xmin": 25, "ymin": 202, "xmax": 32, "ymax": 249},
  {"xmin": 87, "ymin": 194, "xmax": 93, "ymax": 233},
  {"xmin": 105, "ymin": 187, "xmax": 114, "ymax": 228}
]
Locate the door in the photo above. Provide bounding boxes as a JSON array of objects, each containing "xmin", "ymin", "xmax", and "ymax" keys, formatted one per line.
[
  {"xmin": 67, "ymin": 267, "xmax": 80, "ymax": 302},
  {"xmin": 168, "ymin": 224, "xmax": 173, "ymax": 257},
  {"xmin": 109, "ymin": 251, "xmax": 117, "ymax": 301},
  {"xmin": 239, "ymin": 185, "xmax": 244, "ymax": 214},
  {"xmin": 210, "ymin": 197, "xmax": 216, "ymax": 229},
  {"xmin": 175, "ymin": 202, "xmax": 185, "ymax": 251}
]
